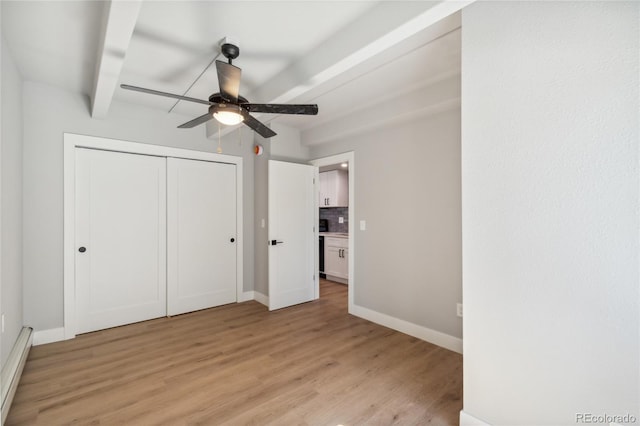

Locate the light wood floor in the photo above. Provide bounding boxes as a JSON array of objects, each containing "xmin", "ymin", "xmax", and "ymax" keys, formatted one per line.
[{"xmin": 7, "ymin": 280, "xmax": 462, "ymax": 425}]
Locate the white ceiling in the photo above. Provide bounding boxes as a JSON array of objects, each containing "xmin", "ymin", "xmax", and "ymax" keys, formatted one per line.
[{"xmin": 1, "ymin": 1, "xmax": 464, "ymax": 144}]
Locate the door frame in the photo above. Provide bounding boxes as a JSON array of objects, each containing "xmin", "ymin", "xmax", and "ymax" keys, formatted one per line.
[
  {"xmin": 63, "ymin": 133, "xmax": 244, "ymax": 339},
  {"xmin": 309, "ymin": 151, "xmax": 355, "ymax": 313}
]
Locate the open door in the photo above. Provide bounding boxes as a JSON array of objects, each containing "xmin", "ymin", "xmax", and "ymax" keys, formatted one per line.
[{"xmin": 268, "ymin": 160, "xmax": 317, "ymax": 310}]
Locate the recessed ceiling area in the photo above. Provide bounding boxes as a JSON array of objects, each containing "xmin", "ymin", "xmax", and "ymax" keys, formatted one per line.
[{"xmin": 1, "ymin": 1, "xmax": 463, "ymax": 145}]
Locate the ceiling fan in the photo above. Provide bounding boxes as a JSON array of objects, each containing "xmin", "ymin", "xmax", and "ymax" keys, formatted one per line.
[{"xmin": 120, "ymin": 41, "xmax": 318, "ymax": 138}]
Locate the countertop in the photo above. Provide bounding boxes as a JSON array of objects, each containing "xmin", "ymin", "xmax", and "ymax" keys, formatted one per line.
[{"xmin": 319, "ymin": 232, "xmax": 349, "ymax": 238}]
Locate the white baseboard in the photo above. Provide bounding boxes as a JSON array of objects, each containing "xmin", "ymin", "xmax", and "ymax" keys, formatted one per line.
[
  {"xmin": 253, "ymin": 292, "xmax": 269, "ymax": 307},
  {"xmin": 1, "ymin": 327, "xmax": 33, "ymax": 423},
  {"xmin": 350, "ymin": 304, "xmax": 463, "ymax": 354},
  {"xmin": 239, "ymin": 291, "xmax": 255, "ymax": 302},
  {"xmin": 239, "ymin": 291, "xmax": 269, "ymax": 307},
  {"xmin": 325, "ymin": 275, "xmax": 348, "ymax": 285},
  {"xmin": 33, "ymin": 327, "xmax": 66, "ymax": 346},
  {"xmin": 460, "ymin": 410, "xmax": 491, "ymax": 425}
]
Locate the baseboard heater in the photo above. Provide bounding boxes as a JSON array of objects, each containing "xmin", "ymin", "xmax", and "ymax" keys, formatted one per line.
[{"xmin": 1, "ymin": 327, "xmax": 33, "ymax": 423}]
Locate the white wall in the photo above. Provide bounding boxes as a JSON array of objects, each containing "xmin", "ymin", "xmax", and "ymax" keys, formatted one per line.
[
  {"xmin": 461, "ymin": 2, "xmax": 639, "ymax": 424},
  {"xmin": 22, "ymin": 80, "xmax": 255, "ymax": 332},
  {"xmin": 269, "ymin": 123, "xmax": 309, "ymax": 162},
  {"xmin": 1, "ymin": 37, "xmax": 24, "ymax": 366},
  {"xmin": 309, "ymin": 101, "xmax": 462, "ymax": 341},
  {"xmin": 253, "ymin": 134, "xmax": 271, "ymax": 298}
]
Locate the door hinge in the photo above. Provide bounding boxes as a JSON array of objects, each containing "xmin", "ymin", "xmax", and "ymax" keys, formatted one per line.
[{"xmin": 313, "ymin": 275, "xmax": 316, "ymax": 281}]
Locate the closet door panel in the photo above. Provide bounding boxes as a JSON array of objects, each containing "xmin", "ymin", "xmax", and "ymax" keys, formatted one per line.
[
  {"xmin": 167, "ymin": 158, "xmax": 237, "ymax": 316},
  {"xmin": 76, "ymin": 148, "xmax": 167, "ymax": 333}
]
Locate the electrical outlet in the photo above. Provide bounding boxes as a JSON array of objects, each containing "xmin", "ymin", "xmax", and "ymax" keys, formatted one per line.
[
  {"xmin": 1, "ymin": 313, "xmax": 5, "ymax": 333},
  {"xmin": 360, "ymin": 220, "xmax": 366, "ymax": 231},
  {"xmin": 338, "ymin": 217, "xmax": 344, "ymax": 224},
  {"xmin": 261, "ymin": 218, "xmax": 265, "ymax": 228},
  {"xmin": 456, "ymin": 303, "xmax": 463, "ymax": 318}
]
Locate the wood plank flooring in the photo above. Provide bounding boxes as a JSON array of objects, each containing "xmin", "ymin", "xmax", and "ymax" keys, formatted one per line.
[{"xmin": 7, "ymin": 280, "xmax": 462, "ymax": 425}]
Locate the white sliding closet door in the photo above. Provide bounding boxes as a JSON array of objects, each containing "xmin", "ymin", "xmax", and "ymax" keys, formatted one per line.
[
  {"xmin": 167, "ymin": 158, "xmax": 237, "ymax": 316},
  {"xmin": 76, "ymin": 148, "xmax": 167, "ymax": 334}
]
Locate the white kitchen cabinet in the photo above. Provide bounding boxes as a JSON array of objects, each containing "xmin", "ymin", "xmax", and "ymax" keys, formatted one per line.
[
  {"xmin": 324, "ymin": 236, "xmax": 348, "ymax": 282},
  {"xmin": 319, "ymin": 170, "xmax": 348, "ymax": 208}
]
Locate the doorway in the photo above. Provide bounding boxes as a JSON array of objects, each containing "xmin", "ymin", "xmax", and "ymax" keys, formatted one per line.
[{"xmin": 309, "ymin": 152, "xmax": 355, "ymax": 313}]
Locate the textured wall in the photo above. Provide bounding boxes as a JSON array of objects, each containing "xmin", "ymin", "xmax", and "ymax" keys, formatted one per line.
[
  {"xmin": 1, "ymin": 36, "xmax": 24, "ymax": 366},
  {"xmin": 461, "ymin": 2, "xmax": 639, "ymax": 424}
]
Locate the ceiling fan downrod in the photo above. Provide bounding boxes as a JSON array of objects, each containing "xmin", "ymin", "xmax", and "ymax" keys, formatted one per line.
[{"xmin": 221, "ymin": 41, "xmax": 239, "ymax": 65}]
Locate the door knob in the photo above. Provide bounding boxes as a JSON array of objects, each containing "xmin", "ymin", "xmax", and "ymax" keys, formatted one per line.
[
  {"xmin": 271, "ymin": 240, "xmax": 284, "ymax": 245},
  {"xmin": 230, "ymin": 238, "xmax": 235, "ymax": 243},
  {"xmin": 78, "ymin": 247, "xmax": 86, "ymax": 253}
]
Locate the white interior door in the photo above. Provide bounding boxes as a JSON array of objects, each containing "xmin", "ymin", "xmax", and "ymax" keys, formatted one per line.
[
  {"xmin": 167, "ymin": 158, "xmax": 237, "ymax": 316},
  {"xmin": 76, "ymin": 148, "xmax": 167, "ymax": 334},
  {"xmin": 268, "ymin": 160, "xmax": 317, "ymax": 310}
]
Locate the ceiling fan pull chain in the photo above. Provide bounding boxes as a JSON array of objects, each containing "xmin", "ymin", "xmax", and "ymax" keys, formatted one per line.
[{"xmin": 217, "ymin": 121, "xmax": 223, "ymax": 154}]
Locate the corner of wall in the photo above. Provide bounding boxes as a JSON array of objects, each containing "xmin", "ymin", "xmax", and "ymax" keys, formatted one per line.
[
  {"xmin": 0, "ymin": 33, "xmax": 25, "ymax": 369},
  {"xmin": 459, "ymin": 411, "xmax": 491, "ymax": 426}
]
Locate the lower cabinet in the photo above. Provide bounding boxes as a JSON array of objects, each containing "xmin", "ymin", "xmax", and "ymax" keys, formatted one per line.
[{"xmin": 324, "ymin": 237, "xmax": 348, "ymax": 281}]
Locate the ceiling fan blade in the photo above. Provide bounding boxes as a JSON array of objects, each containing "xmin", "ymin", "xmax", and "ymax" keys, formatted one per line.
[
  {"xmin": 243, "ymin": 103, "xmax": 319, "ymax": 115},
  {"xmin": 178, "ymin": 112, "xmax": 213, "ymax": 129},
  {"xmin": 120, "ymin": 84, "xmax": 213, "ymax": 106},
  {"xmin": 216, "ymin": 60, "xmax": 241, "ymax": 102},
  {"xmin": 239, "ymin": 109, "xmax": 276, "ymax": 138}
]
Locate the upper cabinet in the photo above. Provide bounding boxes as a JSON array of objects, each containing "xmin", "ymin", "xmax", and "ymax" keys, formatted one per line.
[{"xmin": 319, "ymin": 170, "xmax": 348, "ymax": 208}]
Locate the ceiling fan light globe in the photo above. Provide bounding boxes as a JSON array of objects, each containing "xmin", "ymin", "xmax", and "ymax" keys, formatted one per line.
[{"xmin": 213, "ymin": 110, "xmax": 244, "ymax": 126}]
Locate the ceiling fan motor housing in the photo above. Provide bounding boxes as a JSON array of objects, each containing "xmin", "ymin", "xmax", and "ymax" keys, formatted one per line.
[
  {"xmin": 209, "ymin": 93, "xmax": 248, "ymax": 105},
  {"xmin": 220, "ymin": 37, "xmax": 240, "ymax": 63}
]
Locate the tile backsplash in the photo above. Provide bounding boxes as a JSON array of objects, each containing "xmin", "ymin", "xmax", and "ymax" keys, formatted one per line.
[{"xmin": 320, "ymin": 207, "xmax": 349, "ymax": 233}]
